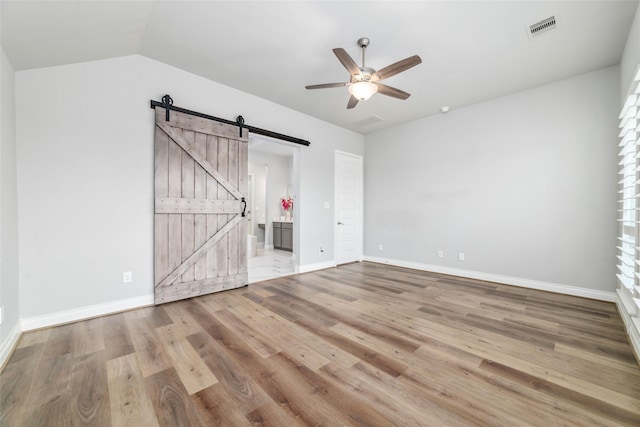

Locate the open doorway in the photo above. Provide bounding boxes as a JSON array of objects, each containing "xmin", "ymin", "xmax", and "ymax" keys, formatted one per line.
[{"xmin": 247, "ymin": 134, "xmax": 300, "ymax": 282}]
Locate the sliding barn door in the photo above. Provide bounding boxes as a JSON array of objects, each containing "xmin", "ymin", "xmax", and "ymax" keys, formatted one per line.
[{"xmin": 154, "ymin": 108, "xmax": 248, "ymax": 304}]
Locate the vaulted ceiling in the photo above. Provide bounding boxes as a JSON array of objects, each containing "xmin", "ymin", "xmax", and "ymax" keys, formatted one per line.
[{"xmin": 2, "ymin": 1, "xmax": 637, "ymax": 134}]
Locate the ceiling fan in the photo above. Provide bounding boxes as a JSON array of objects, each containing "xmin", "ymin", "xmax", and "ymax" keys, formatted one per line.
[{"xmin": 305, "ymin": 37, "xmax": 422, "ymax": 109}]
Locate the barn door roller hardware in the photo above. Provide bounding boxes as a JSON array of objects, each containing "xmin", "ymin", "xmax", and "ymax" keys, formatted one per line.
[
  {"xmin": 236, "ymin": 115, "xmax": 245, "ymax": 138},
  {"xmin": 160, "ymin": 94, "xmax": 173, "ymax": 121},
  {"xmin": 150, "ymin": 94, "xmax": 310, "ymax": 147}
]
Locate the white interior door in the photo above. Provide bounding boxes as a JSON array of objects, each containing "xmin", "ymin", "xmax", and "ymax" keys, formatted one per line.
[{"xmin": 335, "ymin": 151, "xmax": 363, "ymax": 265}]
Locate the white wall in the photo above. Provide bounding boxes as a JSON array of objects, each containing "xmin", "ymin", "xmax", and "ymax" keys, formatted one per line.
[
  {"xmin": 620, "ymin": 2, "xmax": 640, "ymax": 97},
  {"xmin": 1, "ymin": 46, "xmax": 20, "ymax": 353},
  {"xmin": 12, "ymin": 44, "xmax": 625, "ymax": 328},
  {"xmin": 16, "ymin": 55, "xmax": 363, "ymax": 322},
  {"xmin": 364, "ymin": 66, "xmax": 619, "ymax": 295}
]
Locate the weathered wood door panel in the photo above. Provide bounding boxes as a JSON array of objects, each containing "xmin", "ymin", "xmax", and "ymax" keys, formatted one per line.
[{"xmin": 154, "ymin": 108, "xmax": 247, "ymax": 304}]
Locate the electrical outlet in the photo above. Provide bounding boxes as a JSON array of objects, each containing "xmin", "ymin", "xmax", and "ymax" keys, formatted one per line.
[
  {"xmin": 378, "ymin": 244, "xmax": 383, "ymax": 251},
  {"xmin": 437, "ymin": 250, "xmax": 444, "ymax": 258},
  {"xmin": 458, "ymin": 252, "xmax": 465, "ymax": 261},
  {"xmin": 123, "ymin": 271, "xmax": 132, "ymax": 283}
]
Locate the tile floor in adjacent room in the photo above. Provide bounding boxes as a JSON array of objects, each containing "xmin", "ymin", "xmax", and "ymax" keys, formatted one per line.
[{"xmin": 248, "ymin": 247, "xmax": 296, "ymax": 282}]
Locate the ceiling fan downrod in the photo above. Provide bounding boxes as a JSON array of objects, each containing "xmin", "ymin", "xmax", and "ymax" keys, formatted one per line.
[{"xmin": 357, "ymin": 37, "xmax": 370, "ymax": 68}]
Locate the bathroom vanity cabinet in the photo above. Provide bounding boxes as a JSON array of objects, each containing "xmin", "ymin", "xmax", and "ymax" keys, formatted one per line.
[{"xmin": 273, "ymin": 221, "xmax": 293, "ymax": 252}]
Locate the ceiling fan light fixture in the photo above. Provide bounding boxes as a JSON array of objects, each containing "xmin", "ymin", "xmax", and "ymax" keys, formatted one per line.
[
  {"xmin": 306, "ymin": 37, "xmax": 421, "ymax": 109},
  {"xmin": 349, "ymin": 81, "xmax": 378, "ymax": 101}
]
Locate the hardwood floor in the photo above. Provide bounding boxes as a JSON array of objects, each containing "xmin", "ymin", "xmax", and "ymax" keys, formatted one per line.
[{"xmin": 2, "ymin": 262, "xmax": 640, "ymax": 426}]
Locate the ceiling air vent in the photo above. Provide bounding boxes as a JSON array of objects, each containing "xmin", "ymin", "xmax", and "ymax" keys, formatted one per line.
[
  {"xmin": 528, "ymin": 16, "xmax": 557, "ymax": 38},
  {"xmin": 352, "ymin": 115, "xmax": 385, "ymax": 127}
]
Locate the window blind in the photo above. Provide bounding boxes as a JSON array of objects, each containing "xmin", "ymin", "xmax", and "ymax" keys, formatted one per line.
[{"xmin": 616, "ymin": 66, "xmax": 640, "ymax": 361}]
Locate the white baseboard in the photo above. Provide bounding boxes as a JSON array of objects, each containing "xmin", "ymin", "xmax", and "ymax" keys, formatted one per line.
[
  {"xmin": 363, "ymin": 256, "xmax": 615, "ymax": 302},
  {"xmin": 264, "ymin": 244, "xmax": 274, "ymax": 250},
  {"xmin": 21, "ymin": 294, "xmax": 155, "ymax": 332},
  {"xmin": 0, "ymin": 323, "xmax": 22, "ymax": 370},
  {"xmin": 299, "ymin": 260, "xmax": 337, "ymax": 274}
]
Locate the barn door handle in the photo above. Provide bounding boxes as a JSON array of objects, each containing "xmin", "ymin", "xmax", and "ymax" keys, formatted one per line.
[{"xmin": 241, "ymin": 197, "xmax": 247, "ymax": 217}]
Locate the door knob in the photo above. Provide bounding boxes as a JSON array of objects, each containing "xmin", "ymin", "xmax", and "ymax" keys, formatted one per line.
[{"xmin": 338, "ymin": 221, "xmax": 344, "ymax": 225}]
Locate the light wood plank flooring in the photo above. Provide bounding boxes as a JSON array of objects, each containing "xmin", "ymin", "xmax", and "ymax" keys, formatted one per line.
[{"xmin": 2, "ymin": 262, "xmax": 640, "ymax": 426}]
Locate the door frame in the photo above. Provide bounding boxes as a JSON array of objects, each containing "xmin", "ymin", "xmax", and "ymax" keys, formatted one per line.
[
  {"xmin": 247, "ymin": 134, "xmax": 301, "ymax": 269},
  {"xmin": 334, "ymin": 150, "xmax": 364, "ymax": 265},
  {"xmin": 247, "ymin": 173, "xmax": 255, "ymax": 237}
]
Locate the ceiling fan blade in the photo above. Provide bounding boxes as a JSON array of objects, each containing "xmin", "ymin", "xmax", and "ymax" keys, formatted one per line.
[
  {"xmin": 347, "ymin": 95, "xmax": 359, "ymax": 109},
  {"xmin": 305, "ymin": 82, "xmax": 349, "ymax": 90},
  {"xmin": 333, "ymin": 48, "xmax": 361, "ymax": 76},
  {"xmin": 376, "ymin": 83, "xmax": 411, "ymax": 100},
  {"xmin": 373, "ymin": 55, "xmax": 422, "ymax": 81}
]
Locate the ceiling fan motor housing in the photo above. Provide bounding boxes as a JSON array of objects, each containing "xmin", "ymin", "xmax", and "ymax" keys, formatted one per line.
[{"xmin": 352, "ymin": 67, "xmax": 376, "ymax": 83}]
